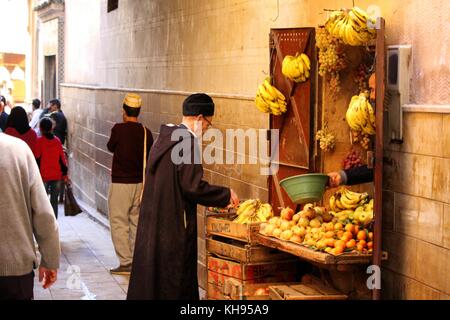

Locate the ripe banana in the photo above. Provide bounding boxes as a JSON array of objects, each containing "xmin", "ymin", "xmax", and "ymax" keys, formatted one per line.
[
  {"xmin": 346, "ymin": 93, "xmax": 376, "ymax": 136},
  {"xmin": 234, "ymin": 200, "xmax": 274, "ymax": 224},
  {"xmin": 255, "ymin": 79, "xmax": 287, "ymax": 115},
  {"xmin": 282, "ymin": 53, "xmax": 311, "ymax": 83},
  {"xmin": 325, "ymin": 7, "xmax": 376, "ymax": 46}
]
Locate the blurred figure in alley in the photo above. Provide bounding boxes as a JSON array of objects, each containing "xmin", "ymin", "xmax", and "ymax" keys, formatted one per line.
[
  {"xmin": 47, "ymin": 99, "xmax": 67, "ymax": 146},
  {"xmin": 0, "ymin": 132, "xmax": 60, "ymax": 300},
  {"xmin": 0, "ymin": 95, "xmax": 8, "ymax": 132},
  {"xmin": 107, "ymin": 93, "xmax": 154, "ymax": 275},
  {"xmin": 35, "ymin": 117, "xmax": 68, "ymax": 219},
  {"xmin": 29, "ymin": 99, "xmax": 43, "ymax": 136},
  {"xmin": 5, "ymin": 106, "xmax": 38, "ymax": 155}
]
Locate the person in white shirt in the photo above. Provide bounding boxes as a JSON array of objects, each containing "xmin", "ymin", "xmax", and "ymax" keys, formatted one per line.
[{"xmin": 29, "ymin": 99, "xmax": 43, "ymax": 136}]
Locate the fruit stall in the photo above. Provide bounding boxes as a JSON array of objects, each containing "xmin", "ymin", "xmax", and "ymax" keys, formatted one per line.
[{"xmin": 205, "ymin": 7, "xmax": 386, "ymax": 300}]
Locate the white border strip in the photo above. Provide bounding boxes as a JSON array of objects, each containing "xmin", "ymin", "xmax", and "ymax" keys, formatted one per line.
[
  {"xmin": 60, "ymin": 83, "xmax": 254, "ymax": 101},
  {"xmin": 403, "ymin": 104, "xmax": 450, "ymax": 114}
]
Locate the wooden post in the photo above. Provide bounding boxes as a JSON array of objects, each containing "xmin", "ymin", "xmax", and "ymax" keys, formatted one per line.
[{"xmin": 373, "ymin": 18, "xmax": 386, "ymax": 301}]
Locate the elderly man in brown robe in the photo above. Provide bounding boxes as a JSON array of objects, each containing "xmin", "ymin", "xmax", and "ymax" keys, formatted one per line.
[{"xmin": 127, "ymin": 93, "xmax": 239, "ymax": 300}]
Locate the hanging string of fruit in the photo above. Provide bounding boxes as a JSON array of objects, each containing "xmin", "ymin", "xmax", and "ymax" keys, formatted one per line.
[
  {"xmin": 316, "ymin": 27, "xmax": 347, "ymax": 98},
  {"xmin": 354, "ymin": 63, "xmax": 371, "ymax": 92},
  {"xmin": 316, "ymin": 124, "xmax": 336, "ymax": 152},
  {"xmin": 255, "ymin": 78, "xmax": 287, "ymax": 115}
]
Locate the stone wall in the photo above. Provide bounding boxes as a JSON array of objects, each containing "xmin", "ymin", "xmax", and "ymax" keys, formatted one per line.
[{"xmin": 381, "ymin": 111, "xmax": 450, "ymax": 299}]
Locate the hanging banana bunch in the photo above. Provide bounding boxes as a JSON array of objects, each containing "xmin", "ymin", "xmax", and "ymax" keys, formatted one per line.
[
  {"xmin": 255, "ymin": 78, "xmax": 287, "ymax": 115},
  {"xmin": 325, "ymin": 7, "xmax": 377, "ymax": 46},
  {"xmin": 346, "ymin": 92, "xmax": 376, "ymax": 136},
  {"xmin": 282, "ymin": 53, "xmax": 311, "ymax": 83}
]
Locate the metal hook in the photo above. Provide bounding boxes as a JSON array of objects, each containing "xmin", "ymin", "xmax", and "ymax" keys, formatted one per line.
[{"xmin": 271, "ymin": 0, "xmax": 280, "ymax": 22}]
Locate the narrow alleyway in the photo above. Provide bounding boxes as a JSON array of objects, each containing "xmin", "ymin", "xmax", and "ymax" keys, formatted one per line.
[{"xmin": 34, "ymin": 207, "xmax": 129, "ymax": 300}]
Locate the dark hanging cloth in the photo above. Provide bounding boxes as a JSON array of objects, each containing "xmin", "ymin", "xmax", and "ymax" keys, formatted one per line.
[{"xmin": 127, "ymin": 124, "xmax": 230, "ymax": 300}]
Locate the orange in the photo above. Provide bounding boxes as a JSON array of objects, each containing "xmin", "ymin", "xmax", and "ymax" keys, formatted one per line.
[
  {"xmin": 367, "ymin": 241, "xmax": 373, "ymax": 249},
  {"xmin": 354, "ymin": 225, "xmax": 360, "ymax": 234},
  {"xmin": 334, "ymin": 223, "xmax": 344, "ymax": 231},
  {"xmin": 334, "ymin": 246, "xmax": 345, "ymax": 255},
  {"xmin": 334, "ymin": 240, "xmax": 346, "ymax": 252},
  {"xmin": 325, "ymin": 231, "xmax": 335, "ymax": 239},
  {"xmin": 342, "ymin": 231, "xmax": 354, "ymax": 242},
  {"xmin": 356, "ymin": 244, "xmax": 365, "ymax": 252},
  {"xmin": 345, "ymin": 224, "xmax": 356, "ymax": 234},
  {"xmin": 346, "ymin": 239, "xmax": 356, "ymax": 249},
  {"xmin": 359, "ymin": 240, "xmax": 367, "ymax": 248},
  {"xmin": 368, "ymin": 232, "xmax": 374, "ymax": 241},
  {"xmin": 357, "ymin": 230, "xmax": 367, "ymax": 241},
  {"xmin": 325, "ymin": 238, "xmax": 335, "ymax": 247}
]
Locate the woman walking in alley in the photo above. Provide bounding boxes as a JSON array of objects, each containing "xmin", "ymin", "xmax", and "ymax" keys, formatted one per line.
[
  {"xmin": 5, "ymin": 106, "xmax": 38, "ymax": 155},
  {"xmin": 35, "ymin": 117, "xmax": 68, "ymax": 219}
]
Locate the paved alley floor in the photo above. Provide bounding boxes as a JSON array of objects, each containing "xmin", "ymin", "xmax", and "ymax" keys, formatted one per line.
[{"xmin": 34, "ymin": 208, "xmax": 129, "ymax": 300}]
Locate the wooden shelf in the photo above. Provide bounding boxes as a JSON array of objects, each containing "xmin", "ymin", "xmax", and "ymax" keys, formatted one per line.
[{"xmin": 255, "ymin": 234, "xmax": 372, "ymax": 265}]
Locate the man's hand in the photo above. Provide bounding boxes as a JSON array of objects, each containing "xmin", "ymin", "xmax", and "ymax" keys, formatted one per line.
[
  {"xmin": 328, "ymin": 172, "xmax": 342, "ymax": 188},
  {"xmin": 39, "ymin": 267, "xmax": 58, "ymax": 289},
  {"xmin": 229, "ymin": 189, "xmax": 240, "ymax": 208}
]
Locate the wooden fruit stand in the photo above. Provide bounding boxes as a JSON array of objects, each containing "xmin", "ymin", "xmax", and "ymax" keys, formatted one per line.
[
  {"xmin": 202, "ymin": 10, "xmax": 386, "ymax": 301},
  {"xmin": 257, "ymin": 17, "xmax": 385, "ymax": 300}
]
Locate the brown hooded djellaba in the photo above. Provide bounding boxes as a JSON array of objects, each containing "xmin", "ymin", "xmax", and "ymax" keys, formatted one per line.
[{"xmin": 127, "ymin": 124, "xmax": 231, "ymax": 300}]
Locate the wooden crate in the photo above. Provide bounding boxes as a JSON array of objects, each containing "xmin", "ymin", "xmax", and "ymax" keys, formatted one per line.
[
  {"xmin": 206, "ymin": 214, "xmax": 260, "ymax": 244},
  {"xmin": 206, "ymin": 237, "xmax": 293, "ymax": 264},
  {"xmin": 207, "ymin": 255, "xmax": 298, "ymax": 281},
  {"xmin": 207, "ymin": 275, "xmax": 297, "ymax": 301},
  {"xmin": 207, "ymin": 283, "xmax": 231, "ymax": 300},
  {"xmin": 269, "ymin": 282, "xmax": 348, "ymax": 300}
]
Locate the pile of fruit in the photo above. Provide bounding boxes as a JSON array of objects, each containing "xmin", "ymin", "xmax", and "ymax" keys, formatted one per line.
[
  {"xmin": 346, "ymin": 92, "xmax": 376, "ymax": 136},
  {"xmin": 255, "ymin": 79, "xmax": 287, "ymax": 115},
  {"xmin": 282, "ymin": 53, "xmax": 311, "ymax": 83},
  {"xmin": 233, "ymin": 199, "xmax": 274, "ymax": 224},
  {"xmin": 325, "ymin": 7, "xmax": 377, "ymax": 46},
  {"xmin": 259, "ymin": 202, "xmax": 373, "ymax": 256},
  {"xmin": 342, "ymin": 150, "xmax": 364, "ymax": 170},
  {"xmin": 329, "ymin": 188, "xmax": 374, "ymax": 226}
]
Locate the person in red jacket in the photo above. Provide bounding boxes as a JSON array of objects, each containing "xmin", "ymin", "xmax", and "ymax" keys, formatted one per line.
[
  {"xmin": 5, "ymin": 106, "xmax": 38, "ymax": 155},
  {"xmin": 35, "ymin": 117, "xmax": 68, "ymax": 219}
]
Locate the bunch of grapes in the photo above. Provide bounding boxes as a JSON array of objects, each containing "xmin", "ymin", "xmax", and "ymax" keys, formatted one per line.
[
  {"xmin": 351, "ymin": 130, "xmax": 371, "ymax": 150},
  {"xmin": 316, "ymin": 28, "xmax": 347, "ymax": 76},
  {"xmin": 328, "ymin": 72, "xmax": 341, "ymax": 95},
  {"xmin": 316, "ymin": 129, "xmax": 336, "ymax": 152},
  {"xmin": 316, "ymin": 28, "xmax": 347, "ymax": 98},
  {"xmin": 343, "ymin": 150, "xmax": 364, "ymax": 170},
  {"xmin": 354, "ymin": 63, "xmax": 370, "ymax": 92}
]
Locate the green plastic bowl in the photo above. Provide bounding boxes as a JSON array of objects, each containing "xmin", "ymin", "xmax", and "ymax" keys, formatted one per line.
[{"xmin": 280, "ymin": 174, "xmax": 329, "ymax": 204}]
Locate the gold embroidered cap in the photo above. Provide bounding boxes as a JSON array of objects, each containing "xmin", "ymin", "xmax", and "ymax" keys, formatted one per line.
[{"xmin": 123, "ymin": 93, "xmax": 142, "ymax": 109}]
